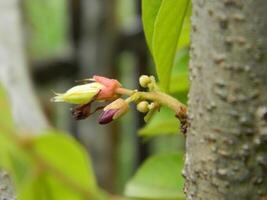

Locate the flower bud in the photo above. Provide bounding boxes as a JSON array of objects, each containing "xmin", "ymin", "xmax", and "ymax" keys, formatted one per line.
[
  {"xmin": 148, "ymin": 102, "xmax": 156, "ymax": 110},
  {"xmin": 137, "ymin": 101, "xmax": 149, "ymax": 113},
  {"xmin": 51, "ymin": 82, "xmax": 103, "ymax": 104},
  {"xmin": 139, "ymin": 75, "xmax": 151, "ymax": 88},
  {"xmin": 99, "ymin": 98, "xmax": 129, "ymax": 124},
  {"xmin": 93, "ymin": 76, "xmax": 121, "ymax": 100}
]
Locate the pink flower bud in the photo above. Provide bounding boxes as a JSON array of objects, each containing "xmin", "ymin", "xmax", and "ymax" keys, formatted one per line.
[
  {"xmin": 98, "ymin": 98, "xmax": 129, "ymax": 124},
  {"xmin": 93, "ymin": 76, "xmax": 121, "ymax": 100}
]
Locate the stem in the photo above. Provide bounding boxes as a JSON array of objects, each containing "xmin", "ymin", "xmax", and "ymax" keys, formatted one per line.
[
  {"xmin": 116, "ymin": 88, "xmax": 187, "ymax": 117},
  {"xmin": 139, "ymin": 91, "xmax": 186, "ymax": 115},
  {"xmin": 116, "ymin": 88, "xmax": 136, "ymax": 96},
  {"xmin": 116, "ymin": 87, "xmax": 188, "ymax": 134}
]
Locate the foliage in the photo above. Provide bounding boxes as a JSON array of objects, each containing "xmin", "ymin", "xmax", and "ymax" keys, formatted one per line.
[
  {"xmin": 170, "ymin": 48, "xmax": 190, "ymax": 94},
  {"xmin": 142, "ymin": 0, "xmax": 190, "ymax": 91},
  {"xmin": 0, "ymin": 87, "xmax": 104, "ymax": 200},
  {"xmin": 140, "ymin": 1, "xmax": 191, "ymax": 137},
  {"xmin": 138, "ymin": 107, "xmax": 180, "ymax": 137},
  {"xmin": 125, "ymin": 153, "xmax": 185, "ymax": 200},
  {"xmin": 124, "ymin": 2, "xmax": 191, "ymax": 199}
]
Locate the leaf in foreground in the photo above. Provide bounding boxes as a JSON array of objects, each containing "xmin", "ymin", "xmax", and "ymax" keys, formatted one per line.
[{"xmin": 125, "ymin": 153, "xmax": 185, "ymax": 200}]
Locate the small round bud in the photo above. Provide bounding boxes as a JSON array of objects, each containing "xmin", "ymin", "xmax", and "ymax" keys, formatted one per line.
[
  {"xmin": 148, "ymin": 102, "xmax": 156, "ymax": 110},
  {"xmin": 137, "ymin": 101, "xmax": 149, "ymax": 113},
  {"xmin": 139, "ymin": 75, "xmax": 151, "ymax": 88}
]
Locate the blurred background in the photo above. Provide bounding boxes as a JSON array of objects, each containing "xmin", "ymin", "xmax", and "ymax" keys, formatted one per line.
[{"xmin": 0, "ymin": 0, "xmax": 189, "ymax": 197}]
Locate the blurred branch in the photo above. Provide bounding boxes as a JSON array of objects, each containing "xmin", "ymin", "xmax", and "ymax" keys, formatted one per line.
[
  {"xmin": 117, "ymin": 30, "xmax": 145, "ymax": 53},
  {"xmin": 0, "ymin": 0, "xmax": 49, "ymax": 134},
  {"xmin": 31, "ymin": 30, "xmax": 145, "ymax": 85},
  {"xmin": 32, "ymin": 59, "xmax": 78, "ymax": 84}
]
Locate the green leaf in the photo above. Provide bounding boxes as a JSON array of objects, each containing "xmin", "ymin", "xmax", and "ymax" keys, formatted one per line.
[
  {"xmin": 19, "ymin": 132, "xmax": 100, "ymax": 200},
  {"xmin": 177, "ymin": 4, "xmax": 191, "ymax": 50},
  {"xmin": 153, "ymin": 0, "xmax": 190, "ymax": 91},
  {"xmin": 125, "ymin": 153, "xmax": 185, "ymax": 200},
  {"xmin": 170, "ymin": 48, "xmax": 189, "ymax": 94},
  {"xmin": 0, "ymin": 87, "xmax": 104, "ymax": 199},
  {"xmin": 142, "ymin": 0, "xmax": 162, "ymax": 52},
  {"xmin": 0, "ymin": 85, "xmax": 23, "ymax": 172},
  {"xmin": 17, "ymin": 131, "xmax": 105, "ymax": 200},
  {"xmin": 20, "ymin": 172, "xmax": 84, "ymax": 200},
  {"xmin": 139, "ymin": 107, "xmax": 179, "ymax": 137}
]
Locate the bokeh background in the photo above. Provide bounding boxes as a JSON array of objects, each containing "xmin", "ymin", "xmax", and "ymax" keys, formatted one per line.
[{"xmin": 0, "ymin": 0, "xmax": 190, "ymax": 197}]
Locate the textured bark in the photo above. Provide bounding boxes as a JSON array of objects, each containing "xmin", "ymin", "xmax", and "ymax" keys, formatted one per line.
[
  {"xmin": 0, "ymin": 0, "xmax": 49, "ymax": 199},
  {"xmin": 185, "ymin": 0, "xmax": 267, "ymax": 200}
]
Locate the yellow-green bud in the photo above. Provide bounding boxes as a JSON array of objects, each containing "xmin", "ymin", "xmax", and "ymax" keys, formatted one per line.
[
  {"xmin": 137, "ymin": 101, "xmax": 149, "ymax": 113},
  {"xmin": 51, "ymin": 82, "xmax": 103, "ymax": 104},
  {"xmin": 148, "ymin": 102, "xmax": 156, "ymax": 110},
  {"xmin": 139, "ymin": 75, "xmax": 151, "ymax": 88}
]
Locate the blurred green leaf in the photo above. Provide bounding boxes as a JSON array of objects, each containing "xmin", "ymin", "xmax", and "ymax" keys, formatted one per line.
[
  {"xmin": 152, "ymin": 0, "xmax": 190, "ymax": 91},
  {"xmin": 20, "ymin": 132, "xmax": 99, "ymax": 200},
  {"xmin": 170, "ymin": 48, "xmax": 189, "ymax": 94},
  {"xmin": 0, "ymin": 86, "xmax": 23, "ymax": 172},
  {"xmin": 24, "ymin": 0, "xmax": 69, "ymax": 60},
  {"xmin": 142, "ymin": 0, "xmax": 162, "ymax": 52},
  {"xmin": 125, "ymin": 153, "xmax": 185, "ymax": 200},
  {"xmin": 170, "ymin": 75, "xmax": 189, "ymax": 94},
  {"xmin": 138, "ymin": 107, "xmax": 179, "ymax": 137},
  {"xmin": 0, "ymin": 86, "xmax": 104, "ymax": 199},
  {"xmin": 177, "ymin": 4, "xmax": 191, "ymax": 50},
  {"xmin": 20, "ymin": 172, "xmax": 85, "ymax": 200},
  {"xmin": 142, "ymin": 0, "xmax": 190, "ymax": 91}
]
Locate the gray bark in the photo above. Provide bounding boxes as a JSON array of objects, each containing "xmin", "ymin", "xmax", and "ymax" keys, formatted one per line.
[
  {"xmin": 0, "ymin": 0, "xmax": 49, "ymax": 199},
  {"xmin": 184, "ymin": 0, "xmax": 267, "ymax": 199}
]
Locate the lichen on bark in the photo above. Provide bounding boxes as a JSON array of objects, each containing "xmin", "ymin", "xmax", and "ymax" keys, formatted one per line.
[{"xmin": 185, "ymin": 0, "xmax": 267, "ymax": 199}]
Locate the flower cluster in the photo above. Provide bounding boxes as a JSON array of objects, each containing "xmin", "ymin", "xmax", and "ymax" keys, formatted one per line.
[
  {"xmin": 52, "ymin": 75, "xmax": 188, "ymax": 133},
  {"xmin": 51, "ymin": 76, "xmax": 128, "ymax": 124}
]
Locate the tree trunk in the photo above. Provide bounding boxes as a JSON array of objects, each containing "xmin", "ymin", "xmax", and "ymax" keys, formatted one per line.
[{"xmin": 185, "ymin": 1, "xmax": 267, "ymax": 199}]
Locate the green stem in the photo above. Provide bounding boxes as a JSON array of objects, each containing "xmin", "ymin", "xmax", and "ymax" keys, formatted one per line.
[
  {"xmin": 139, "ymin": 91, "xmax": 186, "ymax": 114},
  {"xmin": 116, "ymin": 88, "xmax": 187, "ymax": 119},
  {"xmin": 116, "ymin": 88, "xmax": 136, "ymax": 96}
]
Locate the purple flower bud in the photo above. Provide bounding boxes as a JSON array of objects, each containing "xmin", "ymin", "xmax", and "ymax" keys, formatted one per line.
[
  {"xmin": 98, "ymin": 98, "xmax": 129, "ymax": 125},
  {"xmin": 98, "ymin": 109, "xmax": 119, "ymax": 124}
]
